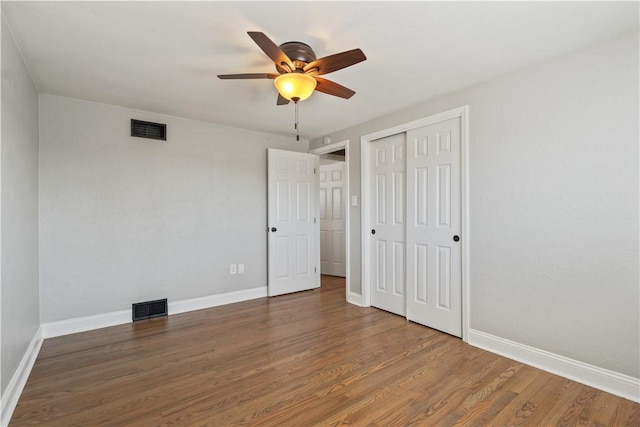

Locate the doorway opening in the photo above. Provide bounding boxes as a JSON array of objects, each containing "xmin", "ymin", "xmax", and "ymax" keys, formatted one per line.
[{"xmin": 310, "ymin": 140, "xmax": 350, "ymax": 300}]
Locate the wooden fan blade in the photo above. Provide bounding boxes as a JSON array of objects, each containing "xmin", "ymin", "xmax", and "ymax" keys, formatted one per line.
[
  {"xmin": 314, "ymin": 77, "xmax": 356, "ymax": 99},
  {"xmin": 247, "ymin": 31, "xmax": 294, "ymax": 71},
  {"xmin": 303, "ymin": 48, "xmax": 366, "ymax": 76},
  {"xmin": 276, "ymin": 94, "xmax": 290, "ymax": 106},
  {"xmin": 217, "ymin": 73, "xmax": 278, "ymax": 79}
]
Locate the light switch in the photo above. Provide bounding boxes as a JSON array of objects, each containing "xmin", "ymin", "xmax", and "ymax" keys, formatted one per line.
[{"xmin": 351, "ymin": 195, "xmax": 358, "ymax": 206}]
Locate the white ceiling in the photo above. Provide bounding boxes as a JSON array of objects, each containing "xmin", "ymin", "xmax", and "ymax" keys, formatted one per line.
[{"xmin": 3, "ymin": 1, "xmax": 638, "ymax": 140}]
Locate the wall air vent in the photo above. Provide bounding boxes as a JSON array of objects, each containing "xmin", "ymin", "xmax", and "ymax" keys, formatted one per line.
[
  {"xmin": 131, "ymin": 119, "xmax": 167, "ymax": 141},
  {"xmin": 132, "ymin": 298, "xmax": 168, "ymax": 321}
]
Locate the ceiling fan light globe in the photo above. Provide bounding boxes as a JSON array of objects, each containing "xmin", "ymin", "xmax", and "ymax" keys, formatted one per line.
[{"xmin": 274, "ymin": 73, "xmax": 317, "ymax": 101}]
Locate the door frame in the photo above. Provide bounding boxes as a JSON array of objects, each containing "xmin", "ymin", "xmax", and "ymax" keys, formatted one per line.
[
  {"xmin": 309, "ymin": 140, "xmax": 351, "ymax": 302},
  {"xmin": 361, "ymin": 106, "xmax": 470, "ymax": 342}
]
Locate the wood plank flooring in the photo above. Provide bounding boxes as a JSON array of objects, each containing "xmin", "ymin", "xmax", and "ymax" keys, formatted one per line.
[{"xmin": 11, "ymin": 276, "xmax": 639, "ymax": 426}]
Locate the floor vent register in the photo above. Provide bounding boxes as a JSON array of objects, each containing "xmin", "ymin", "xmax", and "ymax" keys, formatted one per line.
[{"xmin": 132, "ymin": 298, "xmax": 168, "ymax": 321}]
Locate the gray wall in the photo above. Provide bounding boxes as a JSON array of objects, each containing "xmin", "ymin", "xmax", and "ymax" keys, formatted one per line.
[
  {"xmin": 39, "ymin": 95, "xmax": 307, "ymax": 323},
  {"xmin": 310, "ymin": 32, "xmax": 639, "ymax": 378},
  {"xmin": 1, "ymin": 14, "xmax": 40, "ymax": 394}
]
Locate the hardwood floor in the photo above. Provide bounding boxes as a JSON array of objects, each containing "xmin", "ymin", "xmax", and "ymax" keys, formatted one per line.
[{"xmin": 11, "ymin": 275, "xmax": 639, "ymax": 426}]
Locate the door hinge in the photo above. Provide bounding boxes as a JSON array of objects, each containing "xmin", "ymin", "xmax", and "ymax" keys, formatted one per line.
[
  {"xmin": 315, "ymin": 267, "xmax": 317, "ymax": 273},
  {"xmin": 314, "ymin": 217, "xmax": 317, "ymax": 224},
  {"xmin": 314, "ymin": 167, "xmax": 316, "ymax": 174}
]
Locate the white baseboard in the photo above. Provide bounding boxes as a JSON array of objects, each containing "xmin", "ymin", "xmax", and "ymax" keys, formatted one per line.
[
  {"xmin": 347, "ymin": 291, "xmax": 363, "ymax": 307},
  {"xmin": 1, "ymin": 327, "xmax": 43, "ymax": 427},
  {"xmin": 169, "ymin": 286, "xmax": 267, "ymax": 315},
  {"xmin": 41, "ymin": 309, "xmax": 130, "ymax": 339},
  {"xmin": 468, "ymin": 329, "xmax": 640, "ymax": 403},
  {"xmin": 41, "ymin": 286, "xmax": 268, "ymax": 339}
]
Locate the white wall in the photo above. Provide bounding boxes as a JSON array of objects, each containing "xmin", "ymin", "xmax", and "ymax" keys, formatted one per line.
[
  {"xmin": 39, "ymin": 95, "xmax": 307, "ymax": 323},
  {"xmin": 1, "ymin": 13, "xmax": 40, "ymax": 394},
  {"xmin": 310, "ymin": 32, "xmax": 639, "ymax": 379}
]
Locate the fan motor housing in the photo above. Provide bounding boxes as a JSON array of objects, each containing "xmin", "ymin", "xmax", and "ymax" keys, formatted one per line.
[{"xmin": 280, "ymin": 41, "xmax": 316, "ymax": 70}]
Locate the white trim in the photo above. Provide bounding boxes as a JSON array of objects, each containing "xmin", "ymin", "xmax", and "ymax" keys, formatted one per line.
[
  {"xmin": 360, "ymin": 106, "xmax": 470, "ymax": 341},
  {"xmin": 41, "ymin": 309, "xmax": 130, "ymax": 339},
  {"xmin": 310, "ymin": 140, "xmax": 351, "ymax": 301},
  {"xmin": 41, "ymin": 286, "xmax": 267, "ymax": 339},
  {"xmin": 310, "ymin": 140, "xmax": 347, "ymax": 156},
  {"xmin": 460, "ymin": 106, "xmax": 471, "ymax": 342},
  {"xmin": 363, "ymin": 107, "xmax": 470, "ymax": 142},
  {"xmin": 1, "ymin": 327, "xmax": 43, "ymax": 427},
  {"xmin": 360, "ymin": 136, "xmax": 371, "ymax": 308},
  {"xmin": 347, "ymin": 291, "xmax": 363, "ymax": 307},
  {"xmin": 169, "ymin": 286, "xmax": 267, "ymax": 316},
  {"xmin": 468, "ymin": 329, "xmax": 640, "ymax": 403},
  {"xmin": 0, "ymin": 12, "xmax": 3, "ymax": 419}
]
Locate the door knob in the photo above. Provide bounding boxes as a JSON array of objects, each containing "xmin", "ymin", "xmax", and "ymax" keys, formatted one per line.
[
  {"xmin": 271, "ymin": 227, "xmax": 277, "ymax": 232},
  {"xmin": 453, "ymin": 235, "xmax": 460, "ymax": 242},
  {"xmin": 371, "ymin": 229, "xmax": 376, "ymax": 235}
]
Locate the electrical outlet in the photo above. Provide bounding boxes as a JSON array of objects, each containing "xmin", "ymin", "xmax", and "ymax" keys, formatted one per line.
[
  {"xmin": 229, "ymin": 264, "xmax": 237, "ymax": 275},
  {"xmin": 238, "ymin": 264, "xmax": 245, "ymax": 274}
]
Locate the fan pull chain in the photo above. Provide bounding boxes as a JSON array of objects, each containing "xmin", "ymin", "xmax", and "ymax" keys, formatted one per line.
[{"xmin": 294, "ymin": 100, "xmax": 300, "ymax": 141}]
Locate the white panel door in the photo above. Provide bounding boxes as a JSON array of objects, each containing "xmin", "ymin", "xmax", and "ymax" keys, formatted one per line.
[
  {"xmin": 406, "ymin": 118, "xmax": 462, "ymax": 336},
  {"xmin": 370, "ymin": 133, "xmax": 406, "ymax": 316},
  {"xmin": 319, "ymin": 162, "xmax": 346, "ymax": 277},
  {"xmin": 267, "ymin": 149, "xmax": 320, "ymax": 296}
]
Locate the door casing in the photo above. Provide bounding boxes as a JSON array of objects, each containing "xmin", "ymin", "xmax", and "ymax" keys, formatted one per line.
[{"xmin": 361, "ymin": 106, "xmax": 470, "ymax": 342}]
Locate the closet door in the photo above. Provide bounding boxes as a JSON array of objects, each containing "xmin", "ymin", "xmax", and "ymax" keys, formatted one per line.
[
  {"xmin": 406, "ymin": 117, "xmax": 462, "ymax": 337},
  {"xmin": 369, "ymin": 133, "xmax": 406, "ymax": 316}
]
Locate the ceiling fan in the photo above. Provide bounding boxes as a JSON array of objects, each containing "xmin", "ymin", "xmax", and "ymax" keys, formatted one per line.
[{"xmin": 218, "ymin": 31, "xmax": 367, "ymax": 105}]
